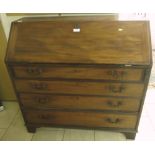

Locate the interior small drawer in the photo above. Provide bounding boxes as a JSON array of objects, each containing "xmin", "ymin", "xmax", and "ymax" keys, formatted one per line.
[
  {"xmin": 12, "ymin": 65, "xmax": 144, "ymax": 82},
  {"xmin": 15, "ymin": 79, "xmax": 144, "ymax": 97},
  {"xmin": 19, "ymin": 93, "xmax": 141, "ymax": 112},
  {"xmin": 25, "ymin": 110, "xmax": 137, "ymax": 129}
]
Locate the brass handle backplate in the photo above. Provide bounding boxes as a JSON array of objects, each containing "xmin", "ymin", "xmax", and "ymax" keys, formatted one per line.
[
  {"xmin": 109, "ymin": 85, "xmax": 125, "ymax": 93},
  {"xmin": 107, "ymin": 101, "xmax": 122, "ymax": 107},
  {"xmin": 31, "ymin": 83, "xmax": 47, "ymax": 90},
  {"xmin": 106, "ymin": 118, "xmax": 121, "ymax": 124},
  {"xmin": 38, "ymin": 114, "xmax": 50, "ymax": 120},
  {"xmin": 36, "ymin": 97, "xmax": 49, "ymax": 104},
  {"xmin": 107, "ymin": 70, "xmax": 126, "ymax": 79},
  {"xmin": 27, "ymin": 68, "xmax": 42, "ymax": 75}
]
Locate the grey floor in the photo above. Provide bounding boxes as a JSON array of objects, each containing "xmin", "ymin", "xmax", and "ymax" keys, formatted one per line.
[{"xmin": 0, "ymin": 101, "xmax": 126, "ymax": 141}]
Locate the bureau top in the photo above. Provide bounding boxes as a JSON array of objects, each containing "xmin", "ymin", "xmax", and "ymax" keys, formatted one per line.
[{"xmin": 6, "ymin": 16, "xmax": 152, "ymax": 66}]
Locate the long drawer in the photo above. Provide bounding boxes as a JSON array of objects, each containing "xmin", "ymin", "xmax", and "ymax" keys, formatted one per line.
[
  {"xmin": 15, "ymin": 79, "xmax": 144, "ymax": 97},
  {"xmin": 19, "ymin": 93, "xmax": 141, "ymax": 112},
  {"xmin": 12, "ymin": 65, "xmax": 144, "ymax": 82},
  {"xmin": 24, "ymin": 110, "xmax": 137, "ymax": 129}
]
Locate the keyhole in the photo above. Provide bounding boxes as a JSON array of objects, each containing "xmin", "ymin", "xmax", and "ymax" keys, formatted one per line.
[{"xmin": 73, "ymin": 24, "xmax": 80, "ymax": 32}]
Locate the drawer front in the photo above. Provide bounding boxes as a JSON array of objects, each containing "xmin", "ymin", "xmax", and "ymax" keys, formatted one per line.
[
  {"xmin": 15, "ymin": 80, "xmax": 144, "ymax": 97},
  {"xmin": 20, "ymin": 93, "xmax": 141, "ymax": 112},
  {"xmin": 25, "ymin": 110, "xmax": 137, "ymax": 129},
  {"xmin": 12, "ymin": 65, "xmax": 144, "ymax": 82}
]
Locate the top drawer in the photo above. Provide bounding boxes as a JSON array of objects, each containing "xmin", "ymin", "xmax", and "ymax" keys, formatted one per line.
[{"xmin": 12, "ymin": 65, "xmax": 144, "ymax": 82}]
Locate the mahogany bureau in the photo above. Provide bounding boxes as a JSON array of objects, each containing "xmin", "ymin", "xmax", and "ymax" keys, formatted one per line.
[{"xmin": 5, "ymin": 16, "xmax": 152, "ymax": 139}]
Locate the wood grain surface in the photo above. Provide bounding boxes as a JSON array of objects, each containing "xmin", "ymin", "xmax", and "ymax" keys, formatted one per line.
[
  {"xmin": 15, "ymin": 79, "xmax": 144, "ymax": 97},
  {"xmin": 6, "ymin": 19, "xmax": 151, "ymax": 65},
  {"xmin": 19, "ymin": 93, "xmax": 141, "ymax": 111},
  {"xmin": 25, "ymin": 110, "xmax": 137, "ymax": 129}
]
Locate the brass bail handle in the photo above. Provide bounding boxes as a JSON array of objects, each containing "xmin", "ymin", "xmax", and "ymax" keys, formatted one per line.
[
  {"xmin": 109, "ymin": 85, "xmax": 125, "ymax": 93},
  {"xmin": 106, "ymin": 118, "xmax": 121, "ymax": 124}
]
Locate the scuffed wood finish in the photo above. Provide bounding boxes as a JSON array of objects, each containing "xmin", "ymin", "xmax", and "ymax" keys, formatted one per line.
[
  {"xmin": 6, "ymin": 20, "xmax": 151, "ymax": 65},
  {"xmin": 5, "ymin": 16, "xmax": 152, "ymax": 139},
  {"xmin": 19, "ymin": 93, "xmax": 141, "ymax": 111},
  {"xmin": 25, "ymin": 110, "xmax": 137, "ymax": 129},
  {"xmin": 15, "ymin": 79, "xmax": 144, "ymax": 97},
  {"xmin": 12, "ymin": 65, "xmax": 144, "ymax": 81}
]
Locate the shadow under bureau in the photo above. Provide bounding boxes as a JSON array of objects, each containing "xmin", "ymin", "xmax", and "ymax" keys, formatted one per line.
[{"xmin": 5, "ymin": 16, "xmax": 152, "ymax": 139}]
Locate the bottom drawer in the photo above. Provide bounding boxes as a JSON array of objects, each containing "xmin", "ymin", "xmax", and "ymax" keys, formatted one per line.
[{"xmin": 24, "ymin": 110, "xmax": 137, "ymax": 129}]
